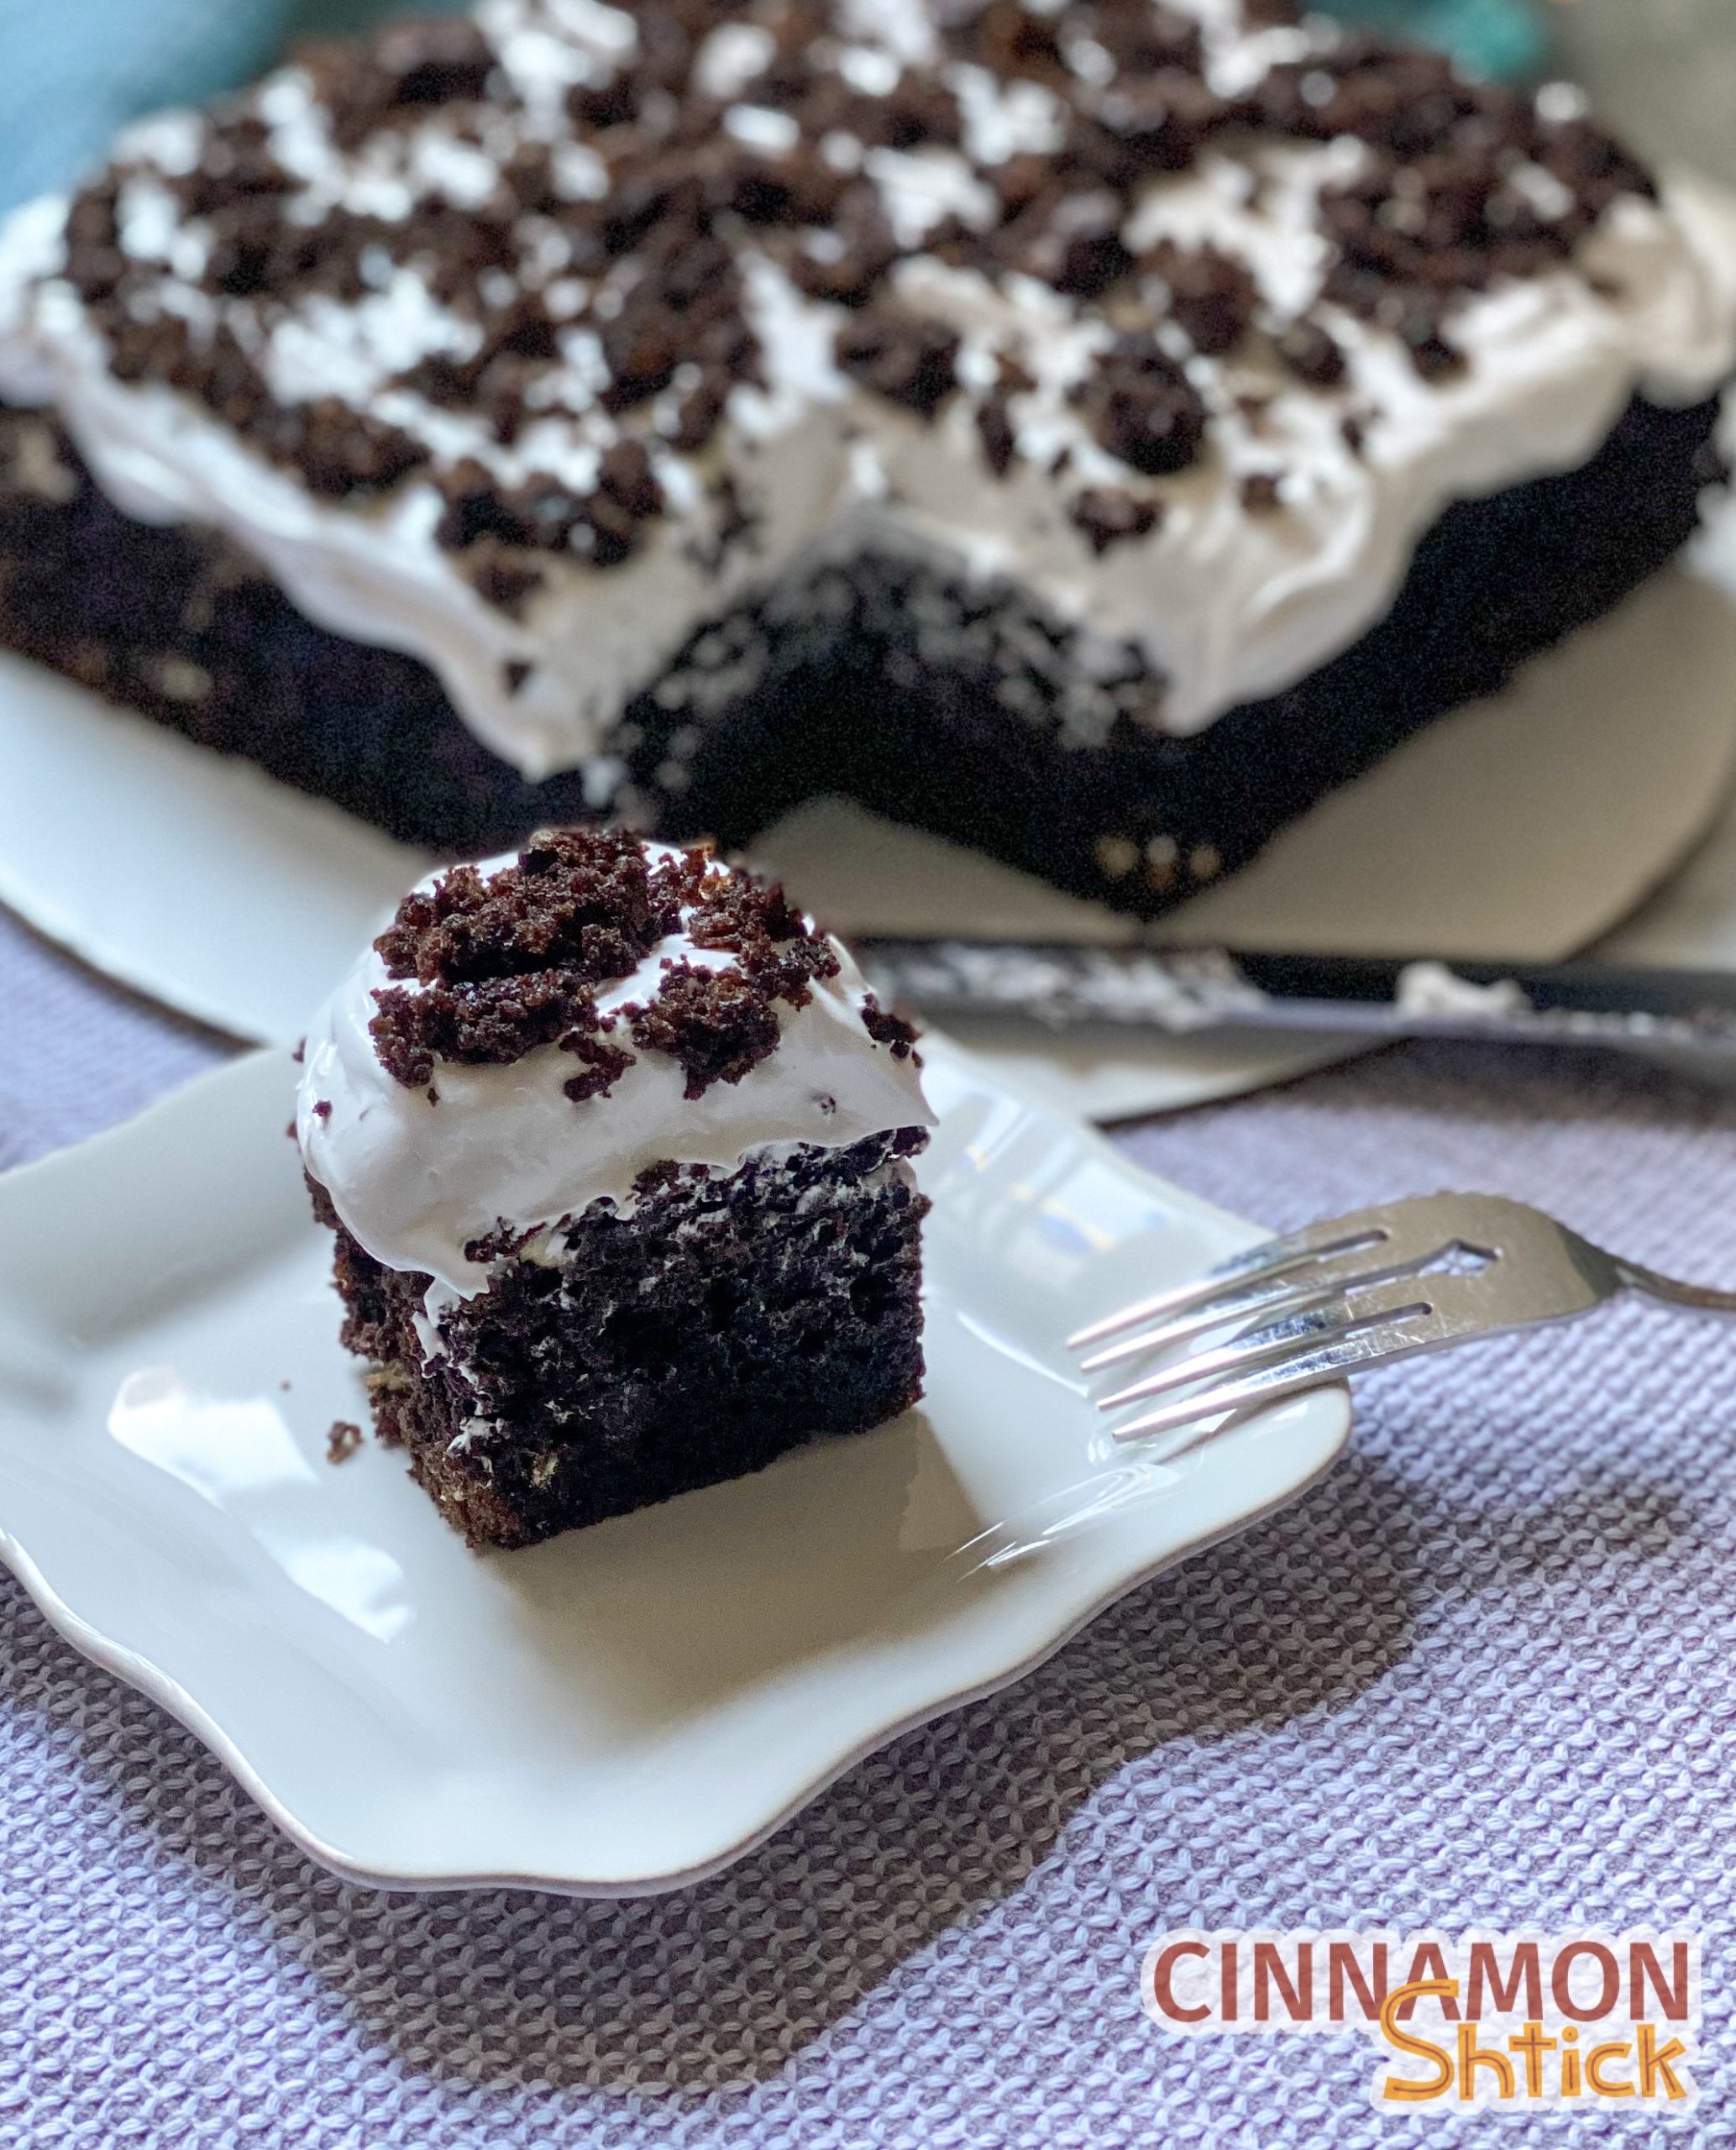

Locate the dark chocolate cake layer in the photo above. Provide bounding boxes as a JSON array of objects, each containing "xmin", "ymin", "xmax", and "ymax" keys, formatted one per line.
[
  {"xmin": 3, "ymin": 1, "xmax": 1731, "ymax": 915},
  {"xmin": 0, "ymin": 389, "xmax": 1721, "ymax": 907},
  {"xmin": 297, "ymin": 827, "xmax": 935, "ymax": 1550},
  {"xmin": 627, "ymin": 392, "xmax": 1729, "ymax": 908},
  {"xmin": 310, "ymin": 1130, "xmax": 929, "ymax": 1550}
]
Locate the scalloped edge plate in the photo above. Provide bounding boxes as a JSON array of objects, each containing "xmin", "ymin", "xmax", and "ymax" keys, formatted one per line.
[{"xmin": 0, "ymin": 1036, "xmax": 1346, "ymax": 1895}]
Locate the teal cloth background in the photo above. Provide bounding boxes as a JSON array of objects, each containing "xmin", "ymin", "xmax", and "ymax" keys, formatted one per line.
[{"xmin": 0, "ymin": 0, "xmax": 1547, "ymax": 213}]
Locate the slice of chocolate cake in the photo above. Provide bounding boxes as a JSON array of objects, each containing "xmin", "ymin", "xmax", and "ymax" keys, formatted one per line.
[
  {"xmin": 296, "ymin": 827, "xmax": 934, "ymax": 1550},
  {"xmin": 2, "ymin": 2, "xmax": 1735, "ymax": 912}
]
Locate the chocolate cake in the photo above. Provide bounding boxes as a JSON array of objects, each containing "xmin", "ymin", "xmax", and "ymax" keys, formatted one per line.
[
  {"xmin": 296, "ymin": 827, "xmax": 934, "ymax": 1549},
  {"xmin": 3, "ymin": 0, "xmax": 1735, "ymax": 913}
]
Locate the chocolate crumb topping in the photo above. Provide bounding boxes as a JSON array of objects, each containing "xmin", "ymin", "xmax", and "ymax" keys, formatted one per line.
[
  {"xmin": 1008, "ymin": 190, "xmax": 1134, "ymax": 299},
  {"xmin": 371, "ymin": 971, "xmax": 619, "ymax": 1088},
  {"xmin": 365, "ymin": 828, "xmax": 871, "ymax": 1101},
  {"xmin": 1274, "ymin": 317, "xmax": 1348, "ymax": 388},
  {"xmin": 1141, "ymin": 242, "xmax": 1258, "ymax": 357},
  {"xmin": 687, "ymin": 868, "xmax": 842, "ymax": 1010},
  {"xmin": 300, "ymin": 18, "xmax": 498, "ymax": 152},
  {"xmin": 596, "ymin": 440, "xmax": 665, "ymax": 521},
  {"xmin": 974, "ymin": 391, "xmax": 1019, "ymax": 478},
  {"xmin": 860, "ymin": 994, "xmax": 922, "ymax": 1062},
  {"xmin": 789, "ymin": 197, "xmax": 900, "ymax": 309},
  {"xmin": 1073, "ymin": 333, "xmax": 1208, "ymax": 477},
  {"xmin": 626, "ymin": 961, "xmax": 784, "ymax": 1099},
  {"xmin": 466, "ymin": 548, "xmax": 544, "ymax": 619},
  {"xmin": 45, "ymin": 2, "xmax": 1665, "ymax": 534},
  {"xmin": 376, "ymin": 828, "xmax": 681, "ymax": 988},
  {"xmin": 61, "ymin": 173, "xmax": 130, "ymax": 307},
  {"xmin": 432, "ymin": 451, "xmax": 665, "ymax": 603},
  {"xmin": 561, "ymin": 1028, "xmax": 636, "ymax": 1104},
  {"xmin": 283, "ymin": 399, "xmax": 431, "ymax": 500},
  {"xmin": 836, "ymin": 307, "xmax": 962, "ymax": 419},
  {"xmin": 1072, "ymin": 485, "xmax": 1162, "ymax": 554}
]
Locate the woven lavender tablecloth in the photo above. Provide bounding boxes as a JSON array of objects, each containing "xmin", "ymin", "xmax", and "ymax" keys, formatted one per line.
[{"xmin": 7, "ymin": 904, "xmax": 1736, "ymax": 2148}]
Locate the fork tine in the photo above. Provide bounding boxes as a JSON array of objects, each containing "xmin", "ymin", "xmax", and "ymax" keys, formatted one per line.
[
  {"xmin": 1094, "ymin": 1290, "xmax": 1429, "ymax": 1412},
  {"xmin": 1075, "ymin": 1235, "xmax": 1444, "ymax": 1371},
  {"xmin": 1107, "ymin": 1330, "xmax": 1388, "ymax": 1443},
  {"xmin": 1064, "ymin": 1215, "xmax": 1392, "ymax": 1350}
]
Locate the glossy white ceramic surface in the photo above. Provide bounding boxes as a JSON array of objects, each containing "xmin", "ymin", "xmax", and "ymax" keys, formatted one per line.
[{"xmin": 0, "ymin": 1037, "xmax": 1347, "ymax": 1894}]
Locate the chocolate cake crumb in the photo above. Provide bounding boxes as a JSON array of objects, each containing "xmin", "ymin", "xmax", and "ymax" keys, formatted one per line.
[
  {"xmin": 1009, "ymin": 189, "xmax": 1134, "ymax": 298},
  {"xmin": 626, "ymin": 959, "xmax": 784, "ymax": 1098},
  {"xmin": 375, "ymin": 827, "xmax": 681, "ymax": 988},
  {"xmin": 467, "ymin": 548, "xmax": 543, "ymax": 618},
  {"xmin": 668, "ymin": 371, "xmax": 732, "ymax": 454},
  {"xmin": 1089, "ymin": 70, "xmax": 1224, "ymax": 179},
  {"xmin": 375, "ymin": 18, "xmax": 496, "ymax": 108},
  {"xmin": 432, "ymin": 458, "xmax": 662, "ymax": 577},
  {"xmin": 1142, "ymin": 241, "xmax": 1258, "ymax": 356},
  {"xmin": 281, "ymin": 399, "xmax": 430, "ymax": 501},
  {"xmin": 861, "ymin": 994, "xmax": 922, "ymax": 1061},
  {"xmin": 371, "ymin": 972, "xmax": 606, "ymax": 1088},
  {"xmin": 974, "ymin": 391, "xmax": 1019, "ymax": 478},
  {"xmin": 1275, "ymin": 317, "xmax": 1348, "ymax": 388},
  {"xmin": 789, "ymin": 199, "xmax": 900, "ymax": 308},
  {"xmin": 1240, "ymin": 472, "xmax": 1283, "ymax": 513},
  {"xmin": 687, "ymin": 869, "xmax": 841, "ymax": 1008},
  {"xmin": 1073, "ymin": 334, "xmax": 1208, "ymax": 477},
  {"xmin": 502, "ymin": 658, "xmax": 532, "ymax": 696},
  {"xmin": 561, "ymin": 1029, "xmax": 636, "ymax": 1104},
  {"xmin": 701, "ymin": 472, "xmax": 762, "ymax": 570},
  {"xmin": 61, "ymin": 174, "xmax": 129, "ymax": 307},
  {"xmin": 1072, "ymin": 485, "xmax": 1161, "ymax": 554},
  {"xmin": 836, "ymin": 308, "xmax": 961, "ymax": 419},
  {"xmin": 326, "ymin": 1419, "xmax": 364, "ymax": 1464},
  {"xmin": 596, "ymin": 440, "xmax": 665, "ymax": 521},
  {"xmin": 365, "ymin": 830, "xmax": 845, "ymax": 1095}
]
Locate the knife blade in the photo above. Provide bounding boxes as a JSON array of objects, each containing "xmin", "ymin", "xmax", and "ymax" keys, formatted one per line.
[{"xmin": 849, "ymin": 938, "xmax": 1736, "ymax": 1054}]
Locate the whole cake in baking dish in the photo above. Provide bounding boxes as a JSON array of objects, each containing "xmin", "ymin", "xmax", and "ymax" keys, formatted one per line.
[
  {"xmin": 297, "ymin": 826, "xmax": 934, "ymax": 1550},
  {"xmin": 0, "ymin": 0, "xmax": 1733, "ymax": 914}
]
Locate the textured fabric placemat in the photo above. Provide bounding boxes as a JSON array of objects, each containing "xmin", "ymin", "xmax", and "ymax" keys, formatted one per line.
[{"xmin": 5, "ymin": 899, "xmax": 1736, "ymax": 2148}]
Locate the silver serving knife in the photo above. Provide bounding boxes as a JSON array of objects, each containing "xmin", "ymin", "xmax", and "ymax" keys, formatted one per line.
[{"xmin": 850, "ymin": 938, "xmax": 1736, "ymax": 1053}]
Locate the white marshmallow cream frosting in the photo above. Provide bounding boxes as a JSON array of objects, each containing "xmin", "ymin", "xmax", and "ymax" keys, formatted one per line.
[
  {"xmin": 296, "ymin": 842, "xmax": 935, "ymax": 1302},
  {"xmin": 0, "ymin": 0, "xmax": 1732, "ymax": 783}
]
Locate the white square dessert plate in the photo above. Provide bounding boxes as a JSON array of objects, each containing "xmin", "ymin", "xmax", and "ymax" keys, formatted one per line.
[{"xmin": 0, "ymin": 1036, "xmax": 1346, "ymax": 1896}]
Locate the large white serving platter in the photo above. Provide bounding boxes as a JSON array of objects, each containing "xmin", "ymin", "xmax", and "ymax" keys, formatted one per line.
[
  {"xmin": 3, "ymin": 556, "xmax": 1735, "ymax": 1098},
  {"xmin": 0, "ymin": 1036, "xmax": 1346, "ymax": 1895}
]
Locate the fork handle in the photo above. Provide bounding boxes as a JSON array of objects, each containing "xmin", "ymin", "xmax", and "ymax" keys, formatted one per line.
[{"xmin": 1614, "ymin": 1259, "xmax": 1736, "ymax": 1316}]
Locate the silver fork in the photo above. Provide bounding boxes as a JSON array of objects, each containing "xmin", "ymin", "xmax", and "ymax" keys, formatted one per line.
[{"xmin": 1068, "ymin": 1193, "xmax": 1736, "ymax": 1452}]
